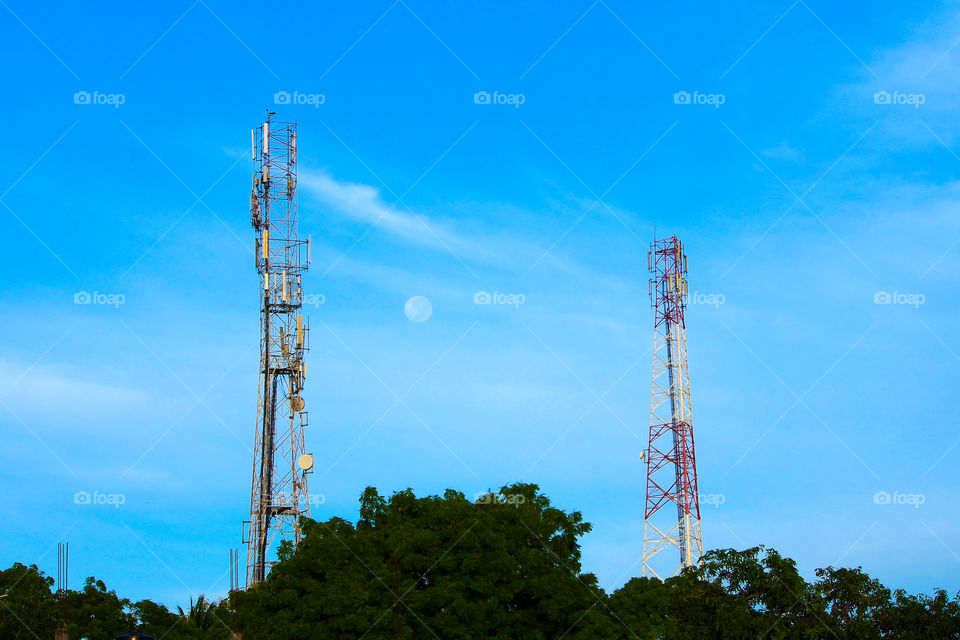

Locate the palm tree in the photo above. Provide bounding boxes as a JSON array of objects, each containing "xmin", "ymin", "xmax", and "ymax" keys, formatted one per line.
[{"xmin": 177, "ymin": 594, "xmax": 214, "ymax": 631}]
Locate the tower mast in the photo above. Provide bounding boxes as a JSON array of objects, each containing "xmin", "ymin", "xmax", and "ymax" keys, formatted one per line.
[
  {"xmin": 245, "ymin": 113, "xmax": 312, "ymax": 587},
  {"xmin": 642, "ymin": 235, "xmax": 702, "ymax": 578}
]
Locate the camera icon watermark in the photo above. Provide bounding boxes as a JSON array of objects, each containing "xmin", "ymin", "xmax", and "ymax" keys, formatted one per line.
[
  {"xmin": 873, "ymin": 290, "xmax": 924, "ymax": 308},
  {"xmin": 474, "ymin": 290, "xmax": 525, "ymax": 308},
  {"xmin": 873, "ymin": 490, "xmax": 925, "ymax": 508},
  {"xmin": 673, "ymin": 90, "xmax": 725, "ymax": 108},
  {"xmin": 74, "ymin": 290, "xmax": 125, "ymax": 308},
  {"xmin": 74, "ymin": 490, "xmax": 126, "ymax": 508},
  {"xmin": 473, "ymin": 90, "xmax": 525, "ymax": 108},
  {"xmin": 73, "ymin": 91, "xmax": 125, "ymax": 108},
  {"xmin": 274, "ymin": 90, "xmax": 325, "ymax": 108},
  {"xmin": 474, "ymin": 491, "xmax": 526, "ymax": 507},
  {"xmin": 873, "ymin": 90, "xmax": 925, "ymax": 108}
]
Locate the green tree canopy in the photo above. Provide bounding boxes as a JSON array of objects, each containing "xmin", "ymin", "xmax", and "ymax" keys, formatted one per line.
[
  {"xmin": 234, "ymin": 483, "xmax": 618, "ymax": 640},
  {"xmin": 61, "ymin": 576, "xmax": 133, "ymax": 640},
  {"xmin": 3, "ymin": 485, "xmax": 960, "ymax": 639},
  {"xmin": 0, "ymin": 562, "xmax": 57, "ymax": 640}
]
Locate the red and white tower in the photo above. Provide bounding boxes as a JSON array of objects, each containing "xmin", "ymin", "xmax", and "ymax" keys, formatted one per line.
[{"xmin": 642, "ymin": 235, "xmax": 702, "ymax": 578}]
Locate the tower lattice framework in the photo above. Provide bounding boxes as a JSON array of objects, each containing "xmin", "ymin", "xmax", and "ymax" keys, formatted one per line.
[
  {"xmin": 642, "ymin": 235, "xmax": 702, "ymax": 578},
  {"xmin": 245, "ymin": 113, "xmax": 311, "ymax": 587}
]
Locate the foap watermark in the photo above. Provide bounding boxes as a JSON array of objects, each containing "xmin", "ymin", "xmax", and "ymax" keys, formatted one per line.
[
  {"xmin": 674, "ymin": 90, "xmax": 725, "ymax": 108},
  {"xmin": 74, "ymin": 291, "xmax": 125, "ymax": 308},
  {"xmin": 274, "ymin": 90, "xmax": 325, "ymax": 108},
  {"xmin": 874, "ymin": 291, "xmax": 925, "ymax": 308},
  {"xmin": 74, "ymin": 91, "xmax": 125, "ymax": 108},
  {"xmin": 873, "ymin": 490, "xmax": 925, "ymax": 508},
  {"xmin": 699, "ymin": 493, "xmax": 726, "ymax": 509},
  {"xmin": 74, "ymin": 490, "xmax": 126, "ymax": 508},
  {"xmin": 473, "ymin": 90, "xmax": 525, "ymax": 108},
  {"xmin": 873, "ymin": 90, "xmax": 925, "ymax": 108},
  {"xmin": 686, "ymin": 291, "xmax": 725, "ymax": 308},
  {"xmin": 307, "ymin": 493, "xmax": 326, "ymax": 507},
  {"xmin": 474, "ymin": 492, "xmax": 526, "ymax": 508},
  {"xmin": 303, "ymin": 293, "xmax": 326, "ymax": 308},
  {"xmin": 474, "ymin": 290, "xmax": 525, "ymax": 308}
]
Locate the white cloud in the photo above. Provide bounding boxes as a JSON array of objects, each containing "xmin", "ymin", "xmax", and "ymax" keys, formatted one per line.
[
  {"xmin": 0, "ymin": 359, "xmax": 150, "ymax": 420},
  {"xmin": 298, "ymin": 168, "xmax": 602, "ymax": 275},
  {"xmin": 299, "ymin": 169, "xmax": 461, "ymax": 250},
  {"xmin": 849, "ymin": 7, "xmax": 960, "ymax": 145}
]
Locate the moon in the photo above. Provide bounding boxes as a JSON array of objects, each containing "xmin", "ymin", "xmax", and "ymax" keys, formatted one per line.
[{"xmin": 404, "ymin": 296, "xmax": 432, "ymax": 323}]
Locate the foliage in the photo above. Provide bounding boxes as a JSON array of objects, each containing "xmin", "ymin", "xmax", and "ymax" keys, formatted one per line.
[
  {"xmin": 61, "ymin": 576, "xmax": 134, "ymax": 640},
  {"xmin": 879, "ymin": 588, "xmax": 960, "ymax": 639},
  {"xmin": 813, "ymin": 565, "xmax": 891, "ymax": 638},
  {"xmin": 0, "ymin": 564, "xmax": 229, "ymax": 640},
  {"xmin": 0, "ymin": 563, "xmax": 57, "ymax": 640},
  {"xmin": 234, "ymin": 483, "xmax": 617, "ymax": 640},
  {"xmin": 3, "ymin": 485, "xmax": 960, "ymax": 639}
]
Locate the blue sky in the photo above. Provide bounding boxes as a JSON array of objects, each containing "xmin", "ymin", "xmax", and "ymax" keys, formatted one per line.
[{"xmin": 2, "ymin": 0, "xmax": 960, "ymax": 608}]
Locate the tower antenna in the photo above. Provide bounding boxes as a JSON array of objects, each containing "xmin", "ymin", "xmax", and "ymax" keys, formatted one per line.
[
  {"xmin": 642, "ymin": 235, "xmax": 702, "ymax": 577},
  {"xmin": 244, "ymin": 113, "xmax": 313, "ymax": 587},
  {"xmin": 56, "ymin": 542, "xmax": 68, "ymax": 640}
]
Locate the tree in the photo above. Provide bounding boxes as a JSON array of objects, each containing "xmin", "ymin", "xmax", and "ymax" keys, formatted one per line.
[
  {"xmin": 234, "ymin": 484, "xmax": 619, "ymax": 640},
  {"xmin": 177, "ymin": 595, "xmax": 216, "ymax": 632},
  {"xmin": 813, "ymin": 565, "xmax": 890, "ymax": 639},
  {"xmin": 623, "ymin": 547, "xmax": 831, "ymax": 639},
  {"xmin": 132, "ymin": 598, "xmax": 181, "ymax": 638},
  {"xmin": 5, "ymin": 485, "xmax": 960, "ymax": 638},
  {"xmin": 62, "ymin": 576, "xmax": 134, "ymax": 640},
  {"xmin": 0, "ymin": 563, "xmax": 57, "ymax": 640},
  {"xmin": 879, "ymin": 588, "xmax": 960, "ymax": 639},
  {"xmin": 131, "ymin": 596, "xmax": 234, "ymax": 640},
  {"xmin": 607, "ymin": 576, "xmax": 669, "ymax": 639}
]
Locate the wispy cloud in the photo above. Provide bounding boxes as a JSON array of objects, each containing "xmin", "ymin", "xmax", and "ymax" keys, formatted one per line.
[
  {"xmin": 0, "ymin": 360, "xmax": 150, "ymax": 420},
  {"xmin": 299, "ymin": 169, "xmax": 465, "ymax": 251},
  {"xmin": 847, "ymin": 7, "xmax": 960, "ymax": 145},
  {"xmin": 298, "ymin": 169, "xmax": 605, "ymax": 276}
]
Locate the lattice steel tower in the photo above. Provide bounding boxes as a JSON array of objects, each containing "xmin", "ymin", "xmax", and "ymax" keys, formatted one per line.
[
  {"xmin": 642, "ymin": 235, "xmax": 702, "ymax": 578},
  {"xmin": 245, "ymin": 113, "xmax": 312, "ymax": 587}
]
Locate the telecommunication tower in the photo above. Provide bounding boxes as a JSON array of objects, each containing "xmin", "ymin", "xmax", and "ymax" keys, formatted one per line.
[
  {"xmin": 642, "ymin": 235, "xmax": 702, "ymax": 578},
  {"xmin": 245, "ymin": 113, "xmax": 313, "ymax": 587},
  {"xmin": 56, "ymin": 542, "xmax": 68, "ymax": 640}
]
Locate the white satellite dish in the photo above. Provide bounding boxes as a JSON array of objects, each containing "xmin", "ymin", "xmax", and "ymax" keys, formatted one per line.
[{"xmin": 297, "ymin": 453, "xmax": 314, "ymax": 471}]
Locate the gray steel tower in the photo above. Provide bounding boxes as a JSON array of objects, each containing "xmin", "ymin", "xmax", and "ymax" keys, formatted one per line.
[{"xmin": 245, "ymin": 113, "xmax": 313, "ymax": 587}]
